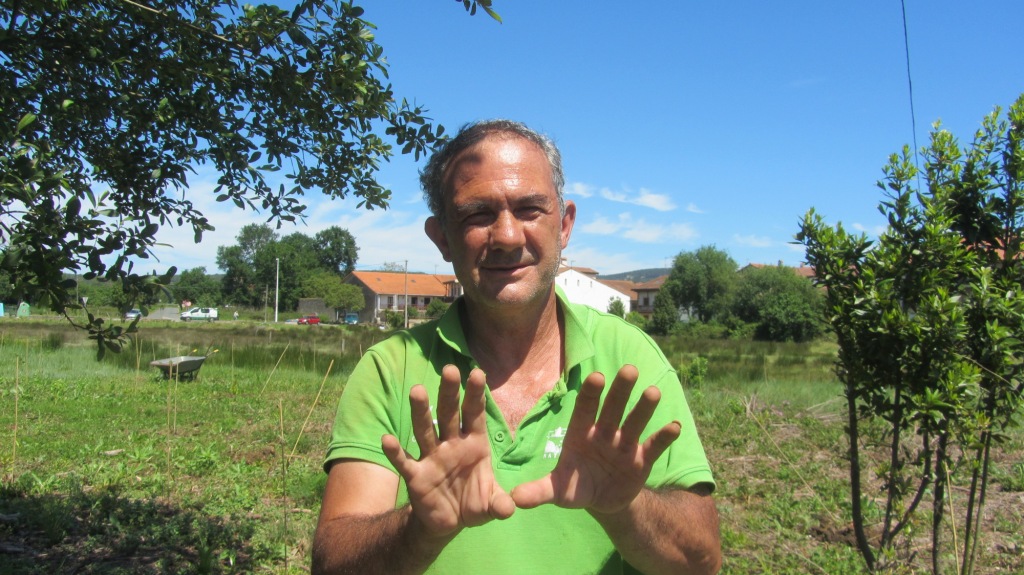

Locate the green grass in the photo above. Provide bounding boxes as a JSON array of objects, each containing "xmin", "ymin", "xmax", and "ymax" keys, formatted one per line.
[{"xmin": 0, "ymin": 321, "xmax": 1021, "ymax": 574}]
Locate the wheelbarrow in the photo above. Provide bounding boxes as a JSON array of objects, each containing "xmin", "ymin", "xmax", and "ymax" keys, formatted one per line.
[{"xmin": 150, "ymin": 355, "xmax": 208, "ymax": 380}]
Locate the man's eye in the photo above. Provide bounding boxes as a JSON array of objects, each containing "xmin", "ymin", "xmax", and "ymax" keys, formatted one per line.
[
  {"xmin": 517, "ymin": 206, "xmax": 544, "ymax": 219},
  {"xmin": 463, "ymin": 212, "xmax": 493, "ymax": 226}
]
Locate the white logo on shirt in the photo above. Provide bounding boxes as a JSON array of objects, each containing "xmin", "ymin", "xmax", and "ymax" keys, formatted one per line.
[{"xmin": 544, "ymin": 426, "xmax": 567, "ymax": 459}]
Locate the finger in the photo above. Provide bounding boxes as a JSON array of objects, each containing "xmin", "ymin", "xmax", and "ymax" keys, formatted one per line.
[
  {"xmin": 461, "ymin": 368, "xmax": 488, "ymax": 435},
  {"xmin": 381, "ymin": 433, "xmax": 416, "ymax": 479},
  {"xmin": 640, "ymin": 421, "xmax": 682, "ymax": 470},
  {"xmin": 408, "ymin": 384, "xmax": 438, "ymax": 453},
  {"xmin": 435, "ymin": 364, "xmax": 462, "ymax": 440},
  {"xmin": 490, "ymin": 489, "xmax": 516, "ymax": 520},
  {"xmin": 510, "ymin": 475, "xmax": 557, "ymax": 510},
  {"xmin": 566, "ymin": 371, "xmax": 605, "ymax": 442},
  {"xmin": 620, "ymin": 385, "xmax": 662, "ymax": 447},
  {"xmin": 595, "ymin": 365, "xmax": 639, "ymax": 438}
]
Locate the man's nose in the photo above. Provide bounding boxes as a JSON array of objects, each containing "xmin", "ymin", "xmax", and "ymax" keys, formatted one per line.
[{"xmin": 490, "ymin": 210, "xmax": 525, "ymax": 249}]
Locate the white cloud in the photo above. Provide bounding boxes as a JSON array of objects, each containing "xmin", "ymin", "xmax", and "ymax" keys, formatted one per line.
[
  {"xmin": 138, "ymin": 182, "xmax": 449, "ymax": 275},
  {"xmin": 634, "ymin": 188, "xmax": 677, "ymax": 211},
  {"xmin": 733, "ymin": 233, "xmax": 774, "ymax": 248},
  {"xmin": 567, "ymin": 182, "xmax": 594, "ymax": 197},
  {"xmin": 580, "ymin": 215, "xmax": 625, "ymax": 236},
  {"xmin": 852, "ymin": 222, "xmax": 887, "ymax": 236},
  {"xmin": 598, "ymin": 187, "xmax": 676, "ymax": 212},
  {"xmin": 599, "ymin": 188, "xmax": 628, "ymax": 203},
  {"xmin": 667, "ymin": 223, "xmax": 699, "ymax": 241},
  {"xmin": 561, "ymin": 245, "xmax": 667, "ymax": 275},
  {"xmin": 579, "ymin": 213, "xmax": 697, "ymax": 244},
  {"xmin": 686, "ymin": 203, "xmax": 704, "ymax": 214}
]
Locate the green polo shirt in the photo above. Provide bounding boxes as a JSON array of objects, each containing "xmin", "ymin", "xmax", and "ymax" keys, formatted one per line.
[{"xmin": 325, "ymin": 291, "xmax": 714, "ymax": 574}]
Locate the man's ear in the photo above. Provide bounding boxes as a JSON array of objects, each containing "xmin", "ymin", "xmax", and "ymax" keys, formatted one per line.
[
  {"xmin": 425, "ymin": 216, "xmax": 452, "ymax": 262},
  {"xmin": 560, "ymin": 200, "xmax": 577, "ymax": 249}
]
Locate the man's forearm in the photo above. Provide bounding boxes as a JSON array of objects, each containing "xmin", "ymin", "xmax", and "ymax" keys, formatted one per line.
[
  {"xmin": 590, "ymin": 486, "xmax": 721, "ymax": 575},
  {"xmin": 312, "ymin": 506, "xmax": 452, "ymax": 575}
]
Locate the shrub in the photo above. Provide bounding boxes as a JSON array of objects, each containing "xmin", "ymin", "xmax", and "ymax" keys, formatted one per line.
[{"xmin": 680, "ymin": 356, "xmax": 708, "ymax": 388}]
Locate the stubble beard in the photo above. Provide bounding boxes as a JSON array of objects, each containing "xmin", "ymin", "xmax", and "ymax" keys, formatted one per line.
[{"xmin": 472, "ymin": 243, "xmax": 563, "ymax": 309}]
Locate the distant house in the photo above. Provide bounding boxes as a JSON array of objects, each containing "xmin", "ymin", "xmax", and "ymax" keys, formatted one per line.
[
  {"xmin": 740, "ymin": 262, "xmax": 817, "ymax": 279},
  {"xmin": 344, "ymin": 271, "xmax": 456, "ymax": 325},
  {"xmin": 597, "ymin": 278, "xmax": 639, "ymax": 312},
  {"xmin": 556, "ymin": 265, "xmax": 632, "ymax": 315},
  {"xmin": 343, "ymin": 263, "xmax": 684, "ymax": 325},
  {"xmin": 633, "ymin": 275, "xmax": 668, "ymax": 319}
]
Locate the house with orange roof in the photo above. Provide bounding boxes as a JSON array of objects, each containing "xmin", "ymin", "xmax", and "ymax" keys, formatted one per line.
[
  {"xmin": 344, "ymin": 270, "xmax": 457, "ymax": 325},
  {"xmin": 633, "ymin": 275, "xmax": 668, "ymax": 318}
]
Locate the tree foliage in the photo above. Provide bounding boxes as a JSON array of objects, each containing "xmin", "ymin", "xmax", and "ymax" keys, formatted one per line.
[
  {"xmin": 797, "ymin": 94, "xmax": 1024, "ymax": 575},
  {"xmin": 302, "ymin": 270, "xmax": 364, "ymax": 313},
  {"xmin": 314, "ymin": 226, "xmax": 359, "ymax": 275},
  {"xmin": 217, "ymin": 223, "xmax": 360, "ymax": 311},
  {"xmin": 665, "ymin": 245, "xmax": 738, "ymax": 323},
  {"xmin": 648, "ymin": 285, "xmax": 679, "ymax": 335},
  {"xmin": 0, "ymin": 0, "xmax": 496, "ymax": 355},
  {"xmin": 606, "ymin": 297, "xmax": 626, "ymax": 318},
  {"xmin": 624, "ymin": 311, "xmax": 647, "ymax": 330},
  {"xmin": 425, "ymin": 297, "xmax": 449, "ymax": 319},
  {"xmin": 732, "ymin": 265, "xmax": 823, "ymax": 342},
  {"xmin": 173, "ymin": 267, "xmax": 221, "ymax": 306}
]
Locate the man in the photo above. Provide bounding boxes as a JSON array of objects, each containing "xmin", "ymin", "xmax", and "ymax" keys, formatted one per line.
[{"xmin": 313, "ymin": 120, "xmax": 721, "ymax": 574}]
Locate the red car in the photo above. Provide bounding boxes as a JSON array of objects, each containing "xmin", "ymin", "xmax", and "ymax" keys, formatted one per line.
[{"xmin": 297, "ymin": 314, "xmax": 321, "ymax": 325}]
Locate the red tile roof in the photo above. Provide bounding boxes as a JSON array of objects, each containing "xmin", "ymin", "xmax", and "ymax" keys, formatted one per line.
[
  {"xmin": 347, "ymin": 271, "xmax": 456, "ymax": 297},
  {"xmin": 598, "ymin": 278, "xmax": 638, "ymax": 299},
  {"xmin": 558, "ymin": 265, "xmax": 600, "ymax": 276},
  {"xmin": 633, "ymin": 275, "xmax": 668, "ymax": 292}
]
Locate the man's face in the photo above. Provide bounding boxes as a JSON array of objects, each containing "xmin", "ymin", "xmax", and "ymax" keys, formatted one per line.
[{"xmin": 425, "ymin": 134, "xmax": 575, "ymax": 311}]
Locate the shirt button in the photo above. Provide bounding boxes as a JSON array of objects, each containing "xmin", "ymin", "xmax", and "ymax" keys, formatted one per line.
[{"xmin": 494, "ymin": 431, "xmax": 506, "ymax": 442}]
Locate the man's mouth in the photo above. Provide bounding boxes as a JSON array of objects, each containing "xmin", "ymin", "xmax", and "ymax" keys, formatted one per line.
[{"xmin": 481, "ymin": 259, "xmax": 532, "ymax": 272}]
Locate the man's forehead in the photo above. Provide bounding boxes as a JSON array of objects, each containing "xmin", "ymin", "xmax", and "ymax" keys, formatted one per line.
[{"xmin": 446, "ymin": 134, "xmax": 548, "ymax": 179}]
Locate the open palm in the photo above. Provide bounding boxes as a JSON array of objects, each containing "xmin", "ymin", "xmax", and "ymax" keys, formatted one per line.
[
  {"xmin": 511, "ymin": 365, "xmax": 681, "ymax": 514},
  {"xmin": 382, "ymin": 365, "xmax": 515, "ymax": 537}
]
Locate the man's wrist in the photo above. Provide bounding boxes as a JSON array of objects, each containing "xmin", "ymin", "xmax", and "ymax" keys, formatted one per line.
[
  {"xmin": 585, "ymin": 487, "xmax": 649, "ymax": 526},
  {"xmin": 402, "ymin": 504, "xmax": 460, "ymax": 559}
]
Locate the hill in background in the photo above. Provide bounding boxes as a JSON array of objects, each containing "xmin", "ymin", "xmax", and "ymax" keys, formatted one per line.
[{"xmin": 598, "ymin": 268, "xmax": 670, "ymax": 284}]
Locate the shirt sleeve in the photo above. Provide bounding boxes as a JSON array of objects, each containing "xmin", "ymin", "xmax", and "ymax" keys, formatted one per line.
[
  {"xmin": 323, "ymin": 347, "xmax": 406, "ymax": 473},
  {"xmin": 643, "ymin": 366, "xmax": 716, "ymax": 491}
]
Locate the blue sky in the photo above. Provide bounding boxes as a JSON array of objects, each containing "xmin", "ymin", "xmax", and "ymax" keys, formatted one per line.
[{"xmin": 143, "ymin": 0, "xmax": 1024, "ymax": 277}]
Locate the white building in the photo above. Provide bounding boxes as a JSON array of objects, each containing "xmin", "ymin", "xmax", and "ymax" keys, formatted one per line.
[{"xmin": 555, "ymin": 266, "xmax": 631, "ymax": 316}]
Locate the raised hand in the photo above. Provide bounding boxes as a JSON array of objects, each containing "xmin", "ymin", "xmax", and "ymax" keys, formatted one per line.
[
  {"xmin": 511, "ymin": 364, "xmax": 681, "ymax": 514},
  {"xmin": 382, "ymin": 364, "xmax": 516, "ymax": 538}
]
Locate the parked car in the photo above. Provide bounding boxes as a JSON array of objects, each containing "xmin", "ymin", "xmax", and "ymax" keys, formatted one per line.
[
  {"xmin": 180, "ymin": 307, "xmax": 218, "ymax": 321},
  {"xmin": 297, "ymin": 314, "xmax": 321, "ymax": 325},
  {"xmin": 343, "ymin": 312, "xmax": 359, "ymax": 325},
  {"xmin": 124, "ymin": 308, "xmax": 142, "ymax": 320}
]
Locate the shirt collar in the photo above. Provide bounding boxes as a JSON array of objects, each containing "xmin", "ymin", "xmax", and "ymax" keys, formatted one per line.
[{"xmin": 435, "ymin": 287, "xmax": 595, "ymax": 374}]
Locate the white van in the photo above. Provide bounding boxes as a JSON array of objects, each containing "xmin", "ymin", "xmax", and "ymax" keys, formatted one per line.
[{"xmin": 180, "ymin": 307, "xmax": 218, "ymax": 321}]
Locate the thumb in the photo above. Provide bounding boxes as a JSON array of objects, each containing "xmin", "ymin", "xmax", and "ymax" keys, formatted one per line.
[
  {"xmin": 510, "ymin": 475, "xmax": 556, "ymax": 510},
  {"xmin": 490, "ymin": 489, "xmax": 517, "ymax": 520}
]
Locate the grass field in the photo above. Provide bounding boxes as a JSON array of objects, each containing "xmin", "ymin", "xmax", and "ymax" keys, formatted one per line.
[{"xmin": 1, "ymin": 319, "xmax": 1021, "ymax": 574}]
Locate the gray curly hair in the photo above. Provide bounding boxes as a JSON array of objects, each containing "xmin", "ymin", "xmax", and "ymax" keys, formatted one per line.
[{"xmin": 419, "ymin": 119, "xmax": 565, "ymax": 224}]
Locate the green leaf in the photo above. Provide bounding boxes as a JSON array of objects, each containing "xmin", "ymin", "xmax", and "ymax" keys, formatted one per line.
[
  {"xmin": 482, "ymin": 5, "xmax": 502, "ymax": 22},
  {"xmin": 16, "ymin": 113, "xmax": 36, "ymax": 133}
]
